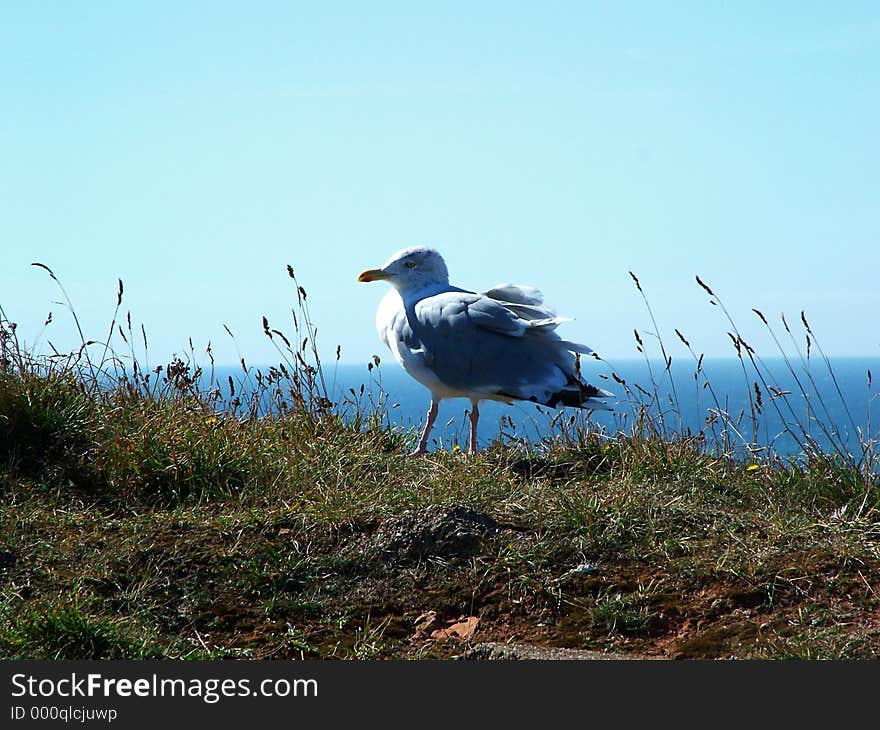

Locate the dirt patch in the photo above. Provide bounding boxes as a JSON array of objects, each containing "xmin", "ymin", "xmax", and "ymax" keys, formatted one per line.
[
  {"xmin": 672, "ymin": 621, "xmax": 763, "ymax": 659},
  {"xmin": 346, "ymin": 504, "xmax": 500, "ymax": 564}
]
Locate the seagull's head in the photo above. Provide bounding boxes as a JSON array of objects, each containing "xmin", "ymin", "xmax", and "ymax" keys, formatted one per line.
[{"xmin": 357, "ymin": 246, "xmax": 450, "ymax": 292}]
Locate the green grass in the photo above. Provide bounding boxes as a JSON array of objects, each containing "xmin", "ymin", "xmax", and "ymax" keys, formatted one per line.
[
  {"xmin": 0, "ymin": 265, "xmax": 878, "ymax": 659},
  {"xmin": 0, "ymin": 598, "xmax": 162, "ymax": 660}
]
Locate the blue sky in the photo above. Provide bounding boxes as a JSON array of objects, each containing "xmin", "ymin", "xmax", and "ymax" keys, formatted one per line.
[{"xmin": 2, "ymin": 2, "xmax": 878, "ymax": 370}]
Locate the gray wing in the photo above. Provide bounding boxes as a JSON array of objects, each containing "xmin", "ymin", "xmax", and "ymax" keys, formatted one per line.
[
  {"xmin": 483, "ymin": 284, "xmax": 593, "ymax": 353},
  {"xmin": 409, "ymin": 290, "xmax": 611, "ymax": 407},
  {"xmin": 482, "ymin": 283, "xmax": 555, "ymax": 324}
]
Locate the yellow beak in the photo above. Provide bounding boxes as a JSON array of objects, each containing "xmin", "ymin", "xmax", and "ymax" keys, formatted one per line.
[{"xmin": 357, "ymin": 268, "xmax": 391, "ymax": 282}]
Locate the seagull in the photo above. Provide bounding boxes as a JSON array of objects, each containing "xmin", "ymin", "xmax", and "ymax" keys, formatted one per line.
[{"xmin": 357, "ymin": 246, "xmax": 613, "ymax": 455}]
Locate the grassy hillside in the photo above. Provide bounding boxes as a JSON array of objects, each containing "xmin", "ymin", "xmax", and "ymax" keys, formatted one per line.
[{"xmin": 1, "ymin": 268, "xmax": 878, "ymax": 659}]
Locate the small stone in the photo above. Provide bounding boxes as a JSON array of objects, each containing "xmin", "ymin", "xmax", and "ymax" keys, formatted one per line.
[
  {"xmin": 431, "ymin": 616, "xmax": 480, "ymax": 641},
  {"xmin": 567, "ymin": 563, "xmax": 599, "ymax": 577}
]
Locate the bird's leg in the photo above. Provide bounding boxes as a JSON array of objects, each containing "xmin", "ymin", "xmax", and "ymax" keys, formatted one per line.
[
  {"xmin": 468, "ymin": 401, "xmax": 480, "ymax": 455},
  {"xmin": 408, "ymin": 400, "xmax": 439, "ymax": 456}
]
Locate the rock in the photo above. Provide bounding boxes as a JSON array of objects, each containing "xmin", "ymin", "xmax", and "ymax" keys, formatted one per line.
[
  {"xmin": 431, "ymin": 616, "xmax": 480, "ymax": 641},
  {"xmin": 413, "ymin": 610, "xmax": 439, "ymax": 636},
  {"xmin": 560, "ymin": 563, "xmax": 600, "ymax": 579}
]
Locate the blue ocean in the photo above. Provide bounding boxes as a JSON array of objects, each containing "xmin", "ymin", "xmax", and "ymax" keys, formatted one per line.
[{"xmin": 207, "ymin": 356, "xmax": 878, "ymax": 460}]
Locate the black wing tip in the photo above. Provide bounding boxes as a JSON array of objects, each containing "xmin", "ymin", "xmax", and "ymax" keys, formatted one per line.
[
  {"xmin": 545, "ymin": 383, "xmax": 614, "ymax": 410},
  {"xmin": 498, "ymin": 384, "xmax": 614, "ymax": 410}
]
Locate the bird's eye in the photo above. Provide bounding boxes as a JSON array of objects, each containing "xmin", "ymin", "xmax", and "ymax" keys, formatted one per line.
[{"xmin": 404, "ymin": 261, "xmax": 417, "ymax": 269}]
